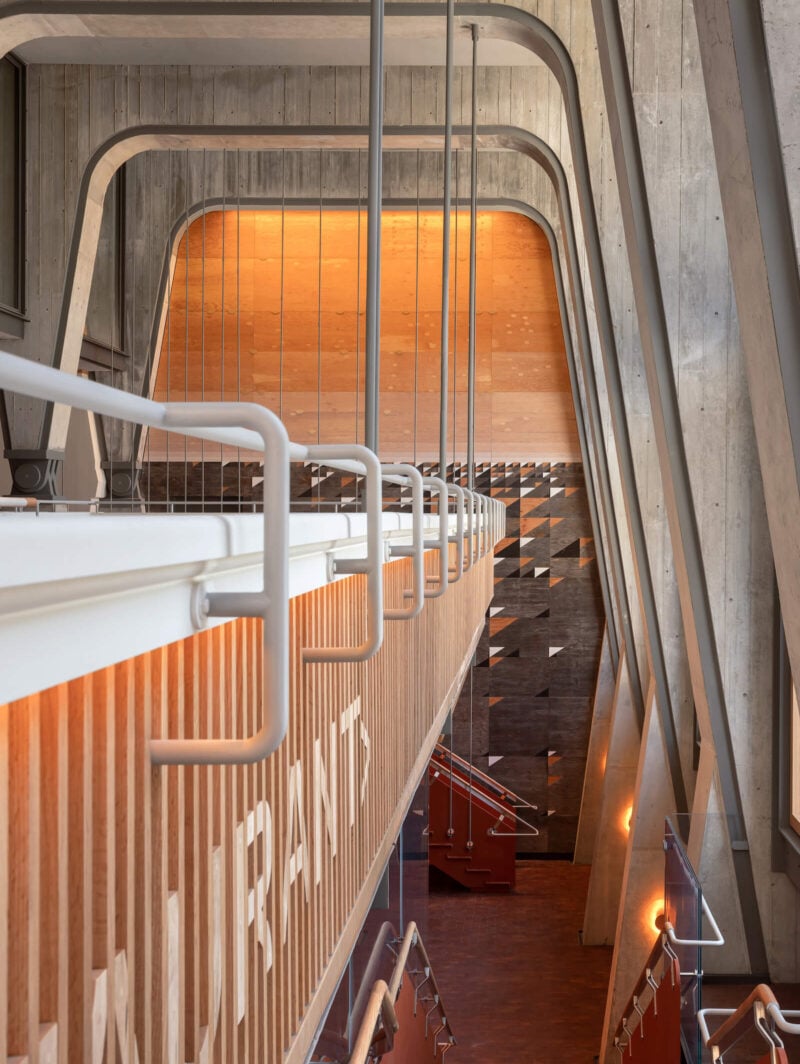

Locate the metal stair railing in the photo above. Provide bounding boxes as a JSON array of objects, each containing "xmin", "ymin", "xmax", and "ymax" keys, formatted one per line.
[
  {"xmin": 427, "ymin": 744, "xmax": 540, "ymax": 834},
  {"xmin": 699, "ymin": 985, "xmax": 800, "ymax": 1063},
  {"xmin": 348, "ymin": 921, "xmax": 456, "ymax": 1064}
]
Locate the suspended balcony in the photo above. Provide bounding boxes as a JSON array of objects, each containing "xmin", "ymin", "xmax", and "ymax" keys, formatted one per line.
[{"xmin": 0, "ymin": 348, "xmax": 504, "ymax": 1063}]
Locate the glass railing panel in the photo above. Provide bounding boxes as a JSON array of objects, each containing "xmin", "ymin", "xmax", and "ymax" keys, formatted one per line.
[{"xmin": 664, "ymin": 816, "xmax": 702, "ymax": 1064}]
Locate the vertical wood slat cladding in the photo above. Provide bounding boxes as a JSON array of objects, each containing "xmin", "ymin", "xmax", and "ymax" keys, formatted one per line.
[{"xmin": 0, "ymin": 552, "xmax": 491, "ymax": 1063}]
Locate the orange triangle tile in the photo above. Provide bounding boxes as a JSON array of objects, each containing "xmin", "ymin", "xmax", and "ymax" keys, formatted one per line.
[
  {"xmin": 520, "ymin": 497, "xmax": 548, "ymax": 514},
  {"xmin": 489, "ymin": 696, "xmax": 504, "ymax": 706},
  {"xmin": 549, "ymin": 576, "xmax": 564, "ymax": 587},
  {"xmin": 547, "ymin": 776, "xmax": 563, "ymax": 786},
  {"xmin": 547, "ymin": 755, "xmax": 562, "ymax": 766},
  {"xmin": 490, "ymin": 616, "xmax": 515, "ymax": 635},
  {"xmin": 579, "ymin": 556, "xmax": 595, "ymax": 568},
  {"xmin": 520, "ymin": 517, "xmax": 549, "ymax": 535},
  {"xmin": 550, "ymin": 517, "xmax": 564, "ymax": 526},
  {"xmin": 489, "ymin": 656, "xmax": 503, "ymax": 667},
  {"xmin": 580, "ymin": 537, "xmax": 593, "ymax": 546},
  {"xmin": 565, "ymin": 487, "xmax": 580, "ymax": 496}
]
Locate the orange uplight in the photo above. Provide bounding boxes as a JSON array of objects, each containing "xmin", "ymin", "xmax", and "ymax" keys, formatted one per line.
[
  {"xmin": 620, "ymin": 803, "xmax": 634, "ymax": 835},
  {"xmin": 646, "ymin": 897, "xmax": 665, "ymax": 935}
]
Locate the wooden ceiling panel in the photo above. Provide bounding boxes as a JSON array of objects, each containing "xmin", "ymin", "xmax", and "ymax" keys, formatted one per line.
[{"xmin": 152, "ymin": 209, "xmax": 580, "ymax": 462}]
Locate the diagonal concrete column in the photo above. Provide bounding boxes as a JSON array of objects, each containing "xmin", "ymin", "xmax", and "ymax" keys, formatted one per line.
[
  {"xmin": 693, "ymin": 0, "xmax": 800, "ymax": 701},
  {"xmin": 575, "ymin": 627, "xmax": 616, "ymax": 865},
  {"xmin": 598, "ymin": 677, "xmax": 677, "ymax": 1063},
  {"xmin": 582, "ymin": 643, "xmax": 641, "ymax": 944}
]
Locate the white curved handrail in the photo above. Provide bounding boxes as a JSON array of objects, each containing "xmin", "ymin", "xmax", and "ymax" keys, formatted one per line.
[
  {"xmin": 421, "ymin": 476, "xmax": 449, "ymax": 599},
  {"xmin": 0, "ymin": 350, "xmax": 502, "ymax": 766},
  {"xmin": 382, "ymin": 463, "xmax": 425, "ymax": 620},
  {"xmin": 446, "ymin": 484, "xmax": 465, "ymax": 582}
]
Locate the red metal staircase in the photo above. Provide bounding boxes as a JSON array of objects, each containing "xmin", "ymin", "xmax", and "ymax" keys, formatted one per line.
[{"xmin": 427, "ymin": 743, "xmax": 537, "ymax": 893}]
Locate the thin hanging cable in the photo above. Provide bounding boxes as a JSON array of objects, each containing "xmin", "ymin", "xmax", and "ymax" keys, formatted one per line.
[
  {"xmin": 200, "ymin": 149, "xmax": 206, "ymax": 512},
  {"xmin": 165, "ymin": 150, "xmax": 172, "ymax": 511},
  {"xmin": 355, "ymin": 150, "xmax": 363, "ymax": 508},
  {"xmin": 439, "ymin": 0, "xmax": 455, "ymax": 481},
  {"xmin": 109, "ymin": 175, "xmax": 115, "ymax": 508},
  {"xmin": 146, "ymin": 157, "xmax": 151, "ymax": 508},
  {"xmin": 236, "ymin": 150, "xmax": 242, "ymax": 508},
  {"xmin": 467, "ymin": 655, "xmax": 474, "ymax": 847},
  {"xmin": 452, "ymin": 150, "xmax": 459, "ymax": 476},
  {"xmin": 220, "ymin": 149, "xmax": 226, "ymax": 512},
  {"xmin": 467, "ymin": 24, "xmax": 479, "ymax": 493},
  {"xmin": 448, "ymin": 728, "xmax": 455, "ymax": 838},
  {"xmin": 364, "ymin": 0, "xmax": 385, "ymax": 455},
  {"xmin": 184, "ymin": 149, "xmax": 191, "ymax": 509},
  {"xmin": 128, "ymin": 169, "xmax": 136, "ymax": 507},
  {"xmin": 317, "ymin": 148, "xmax": 324, "ymax": 511},
  {"xmin": 413, "ymin": 149, "xmax": 420, "ymax": 469},
  {"xmin": 279, "ymin": 149, "xmax": 286, "ymax": 424},
  {"xmin": 355, "ymin": 151, "xmax": 362, "ymax": 448}
]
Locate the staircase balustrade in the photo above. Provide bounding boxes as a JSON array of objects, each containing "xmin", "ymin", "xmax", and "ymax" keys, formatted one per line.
[
  {"xmin": 346, "ymin": 922, "xmax": 455, "ymax": 1064},
  {"xmin": 700, "ymin": 984, "xmax": 800, "ymax": 1063}
]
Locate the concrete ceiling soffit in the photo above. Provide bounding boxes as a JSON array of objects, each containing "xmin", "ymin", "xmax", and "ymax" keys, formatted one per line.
[{"xmin": 2, "ymin": 3, "xmax": 556, "ymax": 68}]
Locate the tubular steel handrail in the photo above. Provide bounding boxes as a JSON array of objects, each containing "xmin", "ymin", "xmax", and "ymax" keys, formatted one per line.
[
  {"xmin": 613, "ymin": 934, "xmax": 674, "ymax": 1059},
  {"xmin": 0, "ymin": 349, "xmax": 500, "ymax": 768},
  {"xmin": 349, "ymin": 921, "xmax": 455, "ymax": 1064},
  {"xmin": 421, "ymin": 475, "xmax": 449, "ymax": 598},
  {"xmin": 698, "ymin": 984, "xmax": 789, "ymax": 1063},
  {"xmin": 431, "ymin": 758, "xmax": 540, "ymax": 836},
  {"xmin": 446, "ymin": 484, "xmax": 465, "ymax": 582},
  {"xmin": 382, "ymin": 463, "xmax": 425, "ymax": 620},
  {"xmin": 664, "ymin": 894, "xmax": 725, "ymax": 948},
  {"xmin": 433, "ymin": 742, "xmax": 538, "ymax": 814}
]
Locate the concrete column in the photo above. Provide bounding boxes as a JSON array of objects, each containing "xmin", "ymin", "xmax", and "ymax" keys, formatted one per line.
[
  {"xmin": 599, "ymin": 679, "xmax": 676, "ymax": 1063},
  {"xmin": 575, "ymin": 627, "xmax": 616, "ymax": 865},
  {"xmin": 582, "ymin": 644, "xmax": 641, "ymax": 944}
]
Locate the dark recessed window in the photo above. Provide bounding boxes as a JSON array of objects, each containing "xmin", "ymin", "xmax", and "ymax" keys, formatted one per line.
[{"xmin": 0, "ymin": 55, "xmax": 23, "ymax": 315}]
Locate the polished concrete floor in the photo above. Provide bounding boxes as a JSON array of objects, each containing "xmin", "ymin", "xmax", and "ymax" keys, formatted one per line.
[{"xmin": 424, "ymin": 862, "xmax": 612, "ymax": 1063}]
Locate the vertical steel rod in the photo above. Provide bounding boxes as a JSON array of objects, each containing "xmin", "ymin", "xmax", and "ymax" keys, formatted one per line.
[
  {"xmin": 467, "ymin": 24, "xmax": 479, "ymax": 493},
  {"xmin": 364, "ymin": 0, "xmax": 385, "ymax": 455},
  {"xmin": 439, "ymin": 0, "xmax": 455, "ymax": 479}
]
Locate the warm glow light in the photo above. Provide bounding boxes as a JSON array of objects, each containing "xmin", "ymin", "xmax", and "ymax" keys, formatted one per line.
[
  {"xmin": 646, "ymin": 897, "xmax": 665, "ymax": 935},
  {"xmin": 620, "ymin": 803, "xmax": 634, "ymax": 834}
]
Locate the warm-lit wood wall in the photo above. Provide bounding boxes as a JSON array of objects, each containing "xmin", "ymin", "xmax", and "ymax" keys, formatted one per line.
[
  {"xmin": 0, "ymin": 552, "xmax": 491, "ymax": 1063},
  {"xmin": 149, "ymin": 210, "xmax": 578, "ymax": 462}
]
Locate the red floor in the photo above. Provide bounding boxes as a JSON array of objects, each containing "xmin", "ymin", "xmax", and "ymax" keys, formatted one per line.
[{"xmin": 424, "ymin": 862, "xmax": 612, "ymax": 1063}]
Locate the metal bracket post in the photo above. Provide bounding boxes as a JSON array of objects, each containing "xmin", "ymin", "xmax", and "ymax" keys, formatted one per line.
[
  {"xmin": 461, "ymin": 488, "xmax": 474, "ymax": 572},
  {"xmin": 149, "ymin": 402, "xmax": 290, "ymax": 766},
  {"xmin": 420, "ymin": 476, "xmax": 449, "ymax": 598},
  {"xmin": 446, "ymin": 484, "xmax": 465, "ymax": 582},
  {"xmin": 302, "ymin": 443, "xmax": 384, "ymax": 662},
  {"xmin": 664, "ymin": 895, "xmax": 725, "ymax": 948},
  {"xmin": 382, "ymin": 462, "xmax": 424, "ymax": 620}
]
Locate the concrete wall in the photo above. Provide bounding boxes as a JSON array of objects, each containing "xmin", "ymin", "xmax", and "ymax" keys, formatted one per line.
[{"xmin": 0, "ymin": 0, "xmax": 797, "ymax": 1057}]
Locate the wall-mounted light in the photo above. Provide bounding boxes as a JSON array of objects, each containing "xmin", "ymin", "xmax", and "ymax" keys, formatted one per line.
[
  {"xmin": 620, "ymin": 803, "xmax": 633, "ymax": 835},
  {"xmin": 646, "ymin": 897, "xmax": 665, "ymax": 935}
]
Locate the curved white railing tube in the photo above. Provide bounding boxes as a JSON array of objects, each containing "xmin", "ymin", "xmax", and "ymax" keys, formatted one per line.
[
  {"xmin": 459, "ymin": 489, "xmax": 472, "ymax": 574},
  {"xmin": 302, "ymin": 444, "xmax": 383, "ymax": 663},
  {"xmin": 148, "ymin": 403, "xmax": 290, "ymax": 766},
  {"xmin": 446, "ymin": 484, "xmax": 465, "ymax": 582},
  {"xmin": 421, "ymin": 476, "xmax": 449, "ymax": 599},
  {"xmin": 664, "ymin": 895, "xmax": 725, "ymax": 947},
  {"xmin": 767, "ymin": 1004, "xmax": 800, "ymax": 1035},
  {"xmin": 479, "ymin": 493, "xmax": 486, "ymax": 558},
  {"xmin": 0, "ymin": 496, "xmax": 37, "ymax": 510},
  {"xmin": 382, "ymin": 463, "xmax": 425, "ymax": 620}
]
